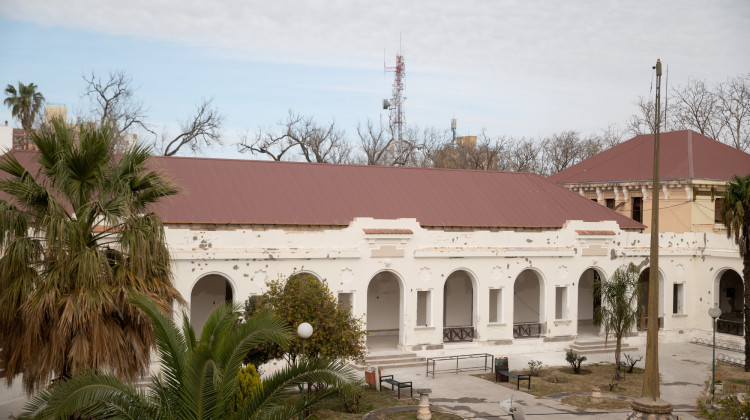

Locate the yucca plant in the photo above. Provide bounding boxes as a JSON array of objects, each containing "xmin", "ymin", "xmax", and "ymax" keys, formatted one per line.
[{"xmin": 19, "ymin": 294, "xmax": 357, "ymax": 419}]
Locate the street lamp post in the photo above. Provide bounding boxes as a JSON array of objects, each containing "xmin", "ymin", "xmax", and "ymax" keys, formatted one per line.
[
  {"xmin": 297, "ymin": 322, "xmax": 313, "ymax": 420},
  {"xmin": 708, "ymin": 306, "xmax": 722, "ymax": 406}
]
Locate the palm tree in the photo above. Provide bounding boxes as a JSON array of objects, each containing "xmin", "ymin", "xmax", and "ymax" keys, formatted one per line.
[
  {"xmin": 721, "ymin": 174, "xmax": 750, "ymax": 371},
  {"xmin": 3, "ymin": 82, "xmax": 45, "ymax": 130},
  {"xmin": 0, "ymin": 119, "xmax": 184, "ymax": 394},
  {"xmin": 593, "ymin": 263, "xmax": 643, "ymax": 381},
  {"xmin": 20, "ymin": 294, "xmax": 357, "ymax": 419}
]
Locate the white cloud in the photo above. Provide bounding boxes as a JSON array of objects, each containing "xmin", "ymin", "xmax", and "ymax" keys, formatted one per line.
[{"xmin": 2, "ymin": 0, "xmax": 749, "ymax": 139}]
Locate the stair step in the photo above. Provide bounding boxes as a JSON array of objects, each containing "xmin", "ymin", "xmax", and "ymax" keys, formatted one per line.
[
  {"xmin": 365, "ymin": 353, "xmax": 418, "ymax": 361},
  {"xmin": 567, "ymin": 345, "xmax": 639, "ymax": 355},
  {"xmin": 351, "ymin": 360, "xmax": 426, "ymax": 371}
]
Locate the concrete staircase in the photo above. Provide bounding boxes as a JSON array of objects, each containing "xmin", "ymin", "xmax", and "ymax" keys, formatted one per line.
[
  {"xmin": 351, "ymin": 351, "xmax": 426, "ymax": 371},
  {"xmin": 567, "ymin": 338, "xmax": 638, "ymax": 355}
]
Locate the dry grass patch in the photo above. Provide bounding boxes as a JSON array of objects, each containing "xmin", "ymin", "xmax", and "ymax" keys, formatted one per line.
[
  {"xmin": 383, "ymin": 411, "xmax": 463, "ymax": 419},
  {"xmin": 560, "ymin": 395, "xmax": 632, "ymax": 410},
  {"xmin": 307, "ymin": 387, "xmax": 416, "ymax": 420},
  {"xmin": 474, "ymin": 362, "xmax": 645, "ymax": 402},
  {"xmin": 713, "ymin": 361, "xmax": 750, "ymax": 395}
]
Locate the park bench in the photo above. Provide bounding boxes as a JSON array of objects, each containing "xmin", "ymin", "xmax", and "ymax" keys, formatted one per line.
[
  {"xmin": 499, "ymin": 371, "xmax": 530, "ymax": 390},
  {"xmin": 380, "ymin": 374, "xmax": 413, "ymax": 398}
]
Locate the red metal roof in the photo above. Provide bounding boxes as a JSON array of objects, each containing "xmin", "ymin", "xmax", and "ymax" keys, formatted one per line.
[
  {"xmin": 4, "ymin": 151, "xmax": 644, "ymax": 230},
  {"xmin": 548, "ymin": 130, "xmax": 750, "ymax": 184}
]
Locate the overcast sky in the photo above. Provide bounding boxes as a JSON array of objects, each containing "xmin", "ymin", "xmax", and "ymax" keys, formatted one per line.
[{"xmin": 1, "ymin": 0, "xmax": 749, "ymax": 158}]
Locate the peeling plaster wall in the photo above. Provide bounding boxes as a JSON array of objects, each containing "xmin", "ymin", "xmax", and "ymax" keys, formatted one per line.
[{"xmin": 166, "ymin": 218, "xmax": 743, "ymax": 351}]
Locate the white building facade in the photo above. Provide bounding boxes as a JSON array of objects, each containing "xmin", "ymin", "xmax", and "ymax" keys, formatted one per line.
[{"xmin": 171, "ymin": 217, "xmax": 743, "ymax": 354}]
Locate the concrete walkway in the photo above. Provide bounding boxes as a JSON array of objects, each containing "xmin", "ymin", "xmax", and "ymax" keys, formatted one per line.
[
  {"xmin": 370, "ymin": 342, "xmax": 718, "ymax": 419},
  {"xmin": 0, "ymin": 342, "xmax": 723, "ymax": 419}
]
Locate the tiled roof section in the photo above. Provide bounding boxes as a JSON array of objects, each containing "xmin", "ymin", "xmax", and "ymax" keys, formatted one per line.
[
  {"xmin": 363, "ymin": 229, "xmax": 414, "ymax": 234},
  {"xmin": 575, "ymin": 230, "xmax": 616, "ymax": 235},
  {"xmin": 548, "ymin": 130, "xmax": 750, "ymax": 184},
  {"xmin": 4, "ymin": 150, "xmax": 645, "ymax": 230}
]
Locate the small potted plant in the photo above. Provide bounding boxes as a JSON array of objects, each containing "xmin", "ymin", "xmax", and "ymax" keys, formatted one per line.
[{"xmin": 714, "ymin": 373, "xmax": 724, "ymax": 393}]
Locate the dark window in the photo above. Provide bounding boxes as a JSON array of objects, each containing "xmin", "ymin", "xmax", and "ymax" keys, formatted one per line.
[
  {"xmin": 715, "ymin": 198, "xmax": 723, "ymax": 224},
  {"xmin": 606, "ymin": 198, "xmax": 615, "ymax": 209},
  {"xmin": 591, "ymin": 198, "xmax": 598, "ymax": 203},
  {"xmin": 632, "ymin": 197, "xmax": 642, "ymax": 223}
]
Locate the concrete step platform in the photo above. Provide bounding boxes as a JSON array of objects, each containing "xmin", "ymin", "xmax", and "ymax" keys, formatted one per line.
[
  {"xmin": 351, "ymin": 351, "xmax": 426, "ymax": 371},
  {"xmin": 567, "ymin": 340, "xmax": 638, "ymax": 355}
]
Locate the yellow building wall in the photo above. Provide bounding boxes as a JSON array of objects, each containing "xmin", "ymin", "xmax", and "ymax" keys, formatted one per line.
[{"xmin": 573, "ymin": 180, "xmax": 727, "ymax": 234}]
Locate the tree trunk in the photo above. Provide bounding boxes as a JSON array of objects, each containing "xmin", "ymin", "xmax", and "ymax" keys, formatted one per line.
[
  {"xmin": 614, "ymin": 336, "xmax": 622, "ymax": 380},
  {"xmin": 744, "ymin": 250, "xmax": 750, "ymax": 372}
]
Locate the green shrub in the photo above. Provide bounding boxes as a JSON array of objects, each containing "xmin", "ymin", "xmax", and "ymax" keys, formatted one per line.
[
  {"xmin": 698, "ymin": 395, "xmax": 750, "ymax": 420},
  {"xmin": 338, "ymin": 380, "xmax": 366, "ymax": 413},
  {"xmin": 527, "ymin": 360, "xmax": 543, "ymax": 376},
  {"xmin": 565, "ymin": 350, "xmax": 587, "ymax": 374},
  {"xmin": 230, "ymin": 364, "xmax": 263, "ymax": 413}
]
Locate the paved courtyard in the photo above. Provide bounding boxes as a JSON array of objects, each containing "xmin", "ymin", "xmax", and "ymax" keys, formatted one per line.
[
  {"xmin": 0, "ymin": 341, "xmax": 727, "ymax": 419},
  {"xmin": 369, "ymin": 341, "xmax": 721, "ymax": 419}
]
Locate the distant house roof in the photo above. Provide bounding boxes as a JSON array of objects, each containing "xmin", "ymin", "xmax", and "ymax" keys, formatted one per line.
[
  {"xmin": 548, "ymin": 130, "xmax": 750, "ymax": 185},
  {"xmin": 4, "ymin": 151, "xmax": 644, "ymax": 230}
]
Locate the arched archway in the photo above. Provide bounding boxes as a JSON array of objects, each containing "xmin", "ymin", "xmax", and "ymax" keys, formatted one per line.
[
  {"xmin": 513, "ymin": 269, "xmax": 544, "ymax": 338},
  {"xmin": 577, "ymin": 268, "xmax": 603, "ymax": 337},
  {"xmin": 190, "ymin": 273, "xmax": 234, "ymax": 333},
  {"xmin": 367, "ymin": 271, "xmax": 402, "ymax": 350},
  {"xmin": 637, "ymin": 268, "xmax": 664, "ymax": 331},
  {"xmin": 443, "ymin": 270, "xmax": 476, "ymax": 342},
  {"xmin": 715, "ymin": 269, "xmax": 743, "ymax": 336}
]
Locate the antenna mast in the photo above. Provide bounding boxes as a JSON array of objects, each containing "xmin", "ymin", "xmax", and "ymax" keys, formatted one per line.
[{"xmin": 383, "ymin": 48, "xmax": 406, "ymax": 146}]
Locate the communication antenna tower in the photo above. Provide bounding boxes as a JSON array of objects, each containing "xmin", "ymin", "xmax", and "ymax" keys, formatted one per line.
[
  {"xmin": 451, "ymin": 118, "xmax": 457, "ymax": 145},
  {"xmin": 383, "ymin": 48, "xmax": 406, "ymax": 144}
]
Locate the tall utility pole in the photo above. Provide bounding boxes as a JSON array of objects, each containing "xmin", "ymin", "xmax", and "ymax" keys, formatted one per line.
[{"xmin": 628, "ymin": 59, "xmax": 675, "ymax": 420}]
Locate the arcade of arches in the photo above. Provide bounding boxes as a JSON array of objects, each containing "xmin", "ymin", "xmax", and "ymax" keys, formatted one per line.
[{"xmin": 187, "ymin": 267, "xmax": 746, "ymax": 350}]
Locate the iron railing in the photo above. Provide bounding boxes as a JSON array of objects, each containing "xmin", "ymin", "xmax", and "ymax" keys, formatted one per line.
[
  {"xmin": 425, "ymin": 353, "xmax": 494, "ymax": 377},
  {"xmin": 513, "ymin": 322, "xmax": 542, "ymax": 338},
  {"xmin": 443, "ymin": 326, "xmax": 474, "ymax": 342},
  {"xmin": 717, "ymin": 319, "xmax": 744, "ymax": 336}
]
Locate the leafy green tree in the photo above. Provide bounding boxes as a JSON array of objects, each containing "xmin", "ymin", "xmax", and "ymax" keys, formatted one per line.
[
  {"xmin": 244, "ymin": 273, "xmax": 367, "ymax": 366},
  {"xmin": 593, "ymin": 263, "xmax": 643, "ymax": 380},
  {"xmin": 19, "ymin": 294, "xmax": 357, "ymax": 420},
  {"xmin": 3, "ymin": 81, "xmax": 45, "ymax": 130},
  {"xmin": 720, "ymin": 174, "xmax": 750, "ymax": 371},
  {"xmin": 0, "ymin": 119, "xmax": 183, "ymax": 394}
]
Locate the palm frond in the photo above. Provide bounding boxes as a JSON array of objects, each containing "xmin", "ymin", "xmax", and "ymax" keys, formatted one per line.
[
  {"xmin": 18, "ymin": 371, "xmax": 151, "ymax": 420},
  {"xmin": 239, "ymin": 358, "xmax": 356, "ymax": 419}
]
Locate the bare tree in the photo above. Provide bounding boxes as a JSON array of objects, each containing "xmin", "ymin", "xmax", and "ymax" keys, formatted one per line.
[
  {"xmin": 357, "ymin": 119, "xmax": 393, "ymax": 165},
  {"xmin": 715, "ymin": 74, "xmax": 750, "ymax": 151},
  {"xmin": 670, "ymin": 79, "xmax": 723, "ymax": 140},
  {"xmin": 542, "ymin": 130, "xmax": 583, "ymax": 175},
  {"xmin": 239, "ymin": 111, "xmax": 352, "ymax": 163},
  {"xmin": 627, "ymin": 96, "xmax": 660, "ymax": 136},
  {"xmin": 431, "ymin": 130, "xmax": 507, "ymax": 171},
  {"xmin": 83, "ymin": 71, "xmax": 224, "ymax": 155},
  {"xmin": 82, "ymin": 71, "xmax": 152, "ymax": 150},
  {"xmin": 589, "ymin": 124, "xmax": 625, "ymax": 151},
  {"xmin": 506, "ymin": 138, "xmax": 543, "ymax": 174},
  {"xmin": 160, "ymin": 99, "xmax": 223, "ymax": 156}
]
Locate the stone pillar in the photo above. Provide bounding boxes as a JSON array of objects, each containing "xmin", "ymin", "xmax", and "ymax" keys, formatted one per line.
[{"xmin": 416, "ymin": 388, "xmax": 432, "ymax": 420}]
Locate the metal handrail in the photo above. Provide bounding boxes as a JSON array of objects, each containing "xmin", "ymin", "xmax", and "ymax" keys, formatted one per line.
[{"xmin": 425, "ymin": 353, "xmax": 494, "ymax": 378}]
